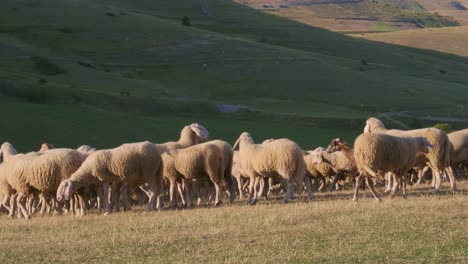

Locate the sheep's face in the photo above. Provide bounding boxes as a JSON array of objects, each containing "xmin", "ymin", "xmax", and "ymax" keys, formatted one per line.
[
  {"xmin": 233, "ymin": 132, "xmax": 253, "ymax": 150},
  {"xmin": 310, "ymin": 148, "xmax": 324, "ymax": 164},
  {"xmin": 56, "ymin": 180, "xmax": 73, "ymax": 201}
]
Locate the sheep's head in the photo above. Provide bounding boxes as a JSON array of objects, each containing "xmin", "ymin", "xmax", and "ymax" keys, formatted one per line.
[
  {"xmin": 326, "ymin": 138, "xmax": 350, "ymax": 152},
  {"xmin": 77, "ymin": 145, "xmax": 96, "ymax": 153},
  {"xmin": 189, "ymin": 123, "xmax": 209, "ymax": 139},
  {"xmin": 417, "ymin": 137, "xmax": 434, "ymax": 154},
  {"xmin": 233, "ymin": 132, "xmax": 253, "ymax": 150},
  {"xmin": 310, "ymin": 147, "xmax": 326, "ymax": 164},
  {"xmin": 39, "ymin": 143, "xmax": 55, "ymax": 152},
  {"xmin": 364, "ymin": 117, "xmax": 385, "ymax": 133},
  {"xmin": 56, "ymin": 180, "xmax": 74, "ymax": 202},
  {"xmin": 1, "ymin": 142, "xmax": 17, "ymax": 161}
]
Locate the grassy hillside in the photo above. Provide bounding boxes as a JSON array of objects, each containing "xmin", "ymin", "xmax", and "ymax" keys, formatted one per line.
[
  {"xmin": 352, "ymin": 26, "xmax": 468, "ymax": 58},
  {"xmin": 1, "ymin": 0, "xmax": 468, "ymax": 151},
  {"xmin": 0, "ymin": 181, "xmax": 467, "ymax": 263},
  {"xmin": 236, "ymin": 0, "xmax": 465, "ymax": 33}
]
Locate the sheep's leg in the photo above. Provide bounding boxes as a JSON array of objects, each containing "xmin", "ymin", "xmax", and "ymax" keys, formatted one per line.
[
  {"xmin": 282, "ymin": 179, "xmax": 295, "ymax": 204},
  {"xmin": 16, "ymin": 193, "xmax": 30, "ymax": 220},
  {"xmin": 384, "ymin": 173, "xmax": 392, "ymax": 194},
  {"xmin": 169, "ymin": 180, "xmax": 177, "ymax": 209},
  {"xmin": 304, "ymin": 175, "xmax": 313, "ymax": 202},
  {"xmin": 39, "ymin": 193, "xmax": 48, "ymax": 215},
  {"xmin": 182, "ymin": 181, "xmax": 191, "ymax": 207},
  {"xmin": 236, "ymin": 176, "xmax": 244, "ymax": 200},
  {"xmin": 8, "ymin": 193, "xmax": 18, "ymax": 218},
  {"xmin": 432, "ymin": 170, "xmax": 442, "ymax": 193},
  {"xmin": 1, "ymin": 194, "xmax": 10, "ymax": 212},
  {"xmin": 352, "ymin": 175, "xmax": 363, "ymax": 202},
  {"xmin": 444, "ymin": 166, "xmax": 457, "ymax": 192},
  {"xmin": 247, "ymin": 176, "xmax": 257, "ymax": 205},
  {"xmin": 365, "ymin": 178, "xmax": 382, "ymax": 202},
  {"xmin": 102, "ymin": 182, "xmax": 112, "ymax": 214},
  {"xmin": 327, "ymin": 174, "xmax": 340, "ymax": 192},
  {"xmin": 177, "ymin": 182, "xmax": 187, "ymax": 207},
  {"xmin": 120, "ymin": 184, "xmax": 130, "ymax": 211},
  {"xmin": 257, "ymin": 177, "xmax": 265, "ymax": 201},
  {"xmin": 390, "ymin": 174, "xmax": 400, "ymax": 198},
  {"xmin": 401, "ymin": 175, "xmax": 408, "ymax": 199},
  {"xmin": 317, "ymin": 176, "xmax": 326, "ymax": 192}
]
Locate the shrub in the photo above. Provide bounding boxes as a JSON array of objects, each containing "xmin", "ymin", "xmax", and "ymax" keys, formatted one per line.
[
  {"xmin": 181, "ymin": 16, "xmax": 191, "ymax": 26},
  {"xmin": 434, "ymin": 123, "xmax": 454, "ymax": 133}
]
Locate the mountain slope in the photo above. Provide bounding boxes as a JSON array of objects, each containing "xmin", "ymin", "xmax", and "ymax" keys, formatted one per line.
[{"xmin": 1, "ymin": 0, "xmax": 468, "ymax": 149}]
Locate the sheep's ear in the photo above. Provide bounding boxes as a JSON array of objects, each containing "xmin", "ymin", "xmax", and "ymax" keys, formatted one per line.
[
  {"xmin": 364, "ymin": 124, "xmax": 370, "ymax": 133},
  {"xmin": 233, "ymin": 137, "xmax": 240, "ymax": 150},
  {"xmin": 190, "ymin": 123, "xmax": 209, "ymax": 138}
]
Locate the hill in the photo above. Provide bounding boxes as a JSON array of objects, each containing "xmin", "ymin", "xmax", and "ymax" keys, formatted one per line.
[
  {"xmin": 1, "ymin": 0, "xmax": 468, "ymax": 151},
  {"xmin": 352, "ymin": 25, "xmax": 468, "ymax": 57}
]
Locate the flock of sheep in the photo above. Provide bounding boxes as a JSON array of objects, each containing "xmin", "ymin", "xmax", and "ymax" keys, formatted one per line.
[{"xmin": 0, "ymin": 118, "xmax": 467, "ymax": 219}]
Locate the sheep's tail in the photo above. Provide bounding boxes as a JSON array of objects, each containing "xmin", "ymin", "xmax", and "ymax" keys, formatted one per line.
[
  {"xmin": 426, "ymin": 129, "xmax": 450, "ymax": 173},
  {"xmin": 362, "ymin": 164, "xmax": 377, "ymax": 178}
]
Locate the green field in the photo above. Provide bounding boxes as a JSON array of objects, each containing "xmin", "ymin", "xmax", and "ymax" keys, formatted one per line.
[{"xmin": 1, "ymin": 0, "xmax": 468, "ymax": 150}]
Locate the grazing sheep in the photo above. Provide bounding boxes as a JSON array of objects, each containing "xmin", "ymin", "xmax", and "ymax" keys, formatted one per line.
[
  {"xmin": 156, "ymin": 123, "xmax": 209, "ymax": 153},
  {"xmin": 56, "ymin": 141, "xmax": 163, "ymax": 213},
  {"xmin": 233, "ymin": 132, "xmax": 305, "ymax": 205},
  {"xmin": 161, "ymin": 142, "xmax": 228, "ymax": 208},
  {"xmin": 364, "ymin": 117, "xmax": 455, "ymax": 192},
  {"xmin": 353, "ymin": 133, "xmax": 433, "ymax": 202}
]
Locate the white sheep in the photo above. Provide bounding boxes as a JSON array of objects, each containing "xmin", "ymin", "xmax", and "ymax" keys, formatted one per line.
[
  {"xmin": 161, "ymin": 142, "xmax": 228, "ymax": 208},
  {"xmin": 233, "ymin": 132, "xmax": 305, "ymax": 204},
  {"xmin": 364, "ymin": 117, "xmax": 455, "ymax": 192},
  {"xmin": 353, "ymin": 133, "xmax": 433, "ymax": 202},
  {"xmin": 56, "ymin": 141, "xmax": 163, "ymax": 213}
]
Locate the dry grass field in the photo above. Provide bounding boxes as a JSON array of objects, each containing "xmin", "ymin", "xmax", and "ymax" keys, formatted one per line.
[
  {"xmin": 353, "ymin": 26, "xmax": 468, "ymax": 57},
  {"xmin": 1, "ymin": 180, "xmax": 467, "ymax": 263}
]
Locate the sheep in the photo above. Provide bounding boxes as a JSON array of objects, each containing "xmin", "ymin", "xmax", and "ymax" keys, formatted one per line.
[
  {"xmin": 233, "ymin": 132, "xmax": 305, "ymax": 205},
  {"xmin": 56, "ymin": 141, "xmax": 163, "ymax": 213},
  {"xmin": 303, "ymin": 151, "xmax": 336, "ymax": 192},
  {"xmin": 311, "ymin": 141, "xmax": 357, "ymax": 192},
  {"xmin": 364, "ymin": 117, "xmax": 456, "ymax": 193},
  {"xmin": 156, "ymin": 123, "xmax": 209, "ymax": 153},
  {"xmin": 4, "ymin": 145, "xmax": 87, "ymax": 219},
  {"xmin": 353, "ymin": 133, "xmax": 433, "ymax": 202},
  {"xmin": 161, "ymin": 142, "xmax": 228, "ymax": 208},
  {"xmin": 205, "ymin": 140, "xmax": 235, "ymax": 203},
  {"xmin": 448, "ymin": 129, "xmax": 468, "ymax": 176}
]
